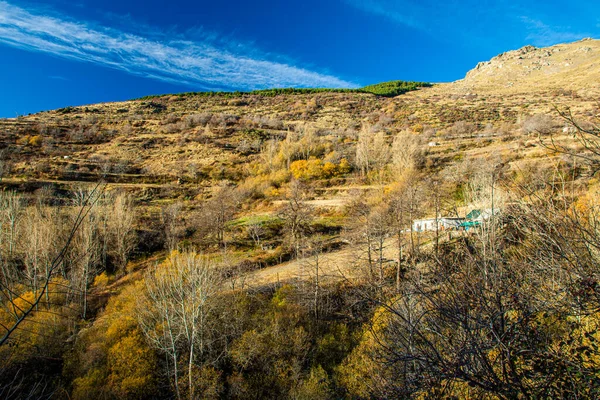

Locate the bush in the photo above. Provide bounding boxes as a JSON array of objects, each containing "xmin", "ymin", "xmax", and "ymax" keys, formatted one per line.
[
  {"xmin": 289, "ymin": 158, "xmax": 349, "ymax": 181},
  {"xmin": 29, "ymin": 135, "xmax": 43, "ymax": 147},
  {"xmin": 521, "ymin": 114, "xmax": 557, "ymax": 135}
]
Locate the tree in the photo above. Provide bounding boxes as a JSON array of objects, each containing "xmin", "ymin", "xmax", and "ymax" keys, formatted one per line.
[
  {"xmin": 70, "ymin": 281, "xmax": 158, "ymax": 400},
  {"xmin": 386, "ymin": 174, "xmax": 424, "ymax": 290},
  {"xmin": 0, "ymin": 184, "xmax": 102, "ymax": 347},
  {"xmin": 299, "ymin": 235, "xmax": 327, "ymax": 321},
  {"xmin": 1, "ymin": 190, "xmax": 23, "ymax": 260},
  {"xmin": 345, "ymin": 195, "xmax": 390, "ymax": 285},
  {"xmin": 71, "ymin": 187, "xmax": 102, "ymax": 318},
  {"xmin": 161, "ymin": 202, "xmax": 184, "ymax": 251},
  {"xmin": 345, "ymin": 169, "xmax": 600, "ymax": 399},
  {"xmin": 201, "ymin": 186, "xmax": 239, "ymax": 249},
  {"xmin": 391, "ymin": 130, "xmax": 421, "ymax": 178},
  {"xmin": 138, "ymin": 251, "xmax": 223, "ymax": 400},
  {"xmin": 355, "ymin": 125, "xmax": 390, "ymax": 181},
  {"xmin": 521, "ymin": 113, "xmax": 557, "ymax": 135},
  {"xmin": 108, "ymin": 193, "xmax": 136, "ymax": 271},
  {"xmin": 279, "ymin": 180, "xmax": 313, "ymax": 259},
  {"xmin": 228, "ymin": 285, "xmax": 311, "ymax": 399},
  {"xmin": 541, "ymin": 107, "xmax": 600, "ymax": 174}
]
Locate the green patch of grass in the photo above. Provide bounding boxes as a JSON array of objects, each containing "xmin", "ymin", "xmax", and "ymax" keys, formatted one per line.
[
  {"xmin": 228, "ymin": 214, "xmax": 283, "ymax": 228},
  {"xmin": 312, "ymin": 215, "xmax": 346, "ymax": 228}
]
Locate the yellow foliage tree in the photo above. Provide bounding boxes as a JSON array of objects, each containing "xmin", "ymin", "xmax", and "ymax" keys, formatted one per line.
[{"xmin": 70, "ymin": 282, "xmax": 157, "ymax": 400}]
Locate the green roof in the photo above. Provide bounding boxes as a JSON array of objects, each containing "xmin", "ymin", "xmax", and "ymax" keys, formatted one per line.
[{"xmin": 466, "ymin": 209, "xmax": 482, "ymax": 220}]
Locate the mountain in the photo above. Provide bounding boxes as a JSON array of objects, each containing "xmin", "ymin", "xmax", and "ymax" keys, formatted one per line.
[
  {"xmin": 448, "ymin": 38, "xmax": 600, "ymax": 95},
  {"xmin": 2, "ymin": 40, "xmax": 600, "ymax": 399},
  {"xmin": 1, "ymin": 40, "xmax": 598, "ymax": 194}
]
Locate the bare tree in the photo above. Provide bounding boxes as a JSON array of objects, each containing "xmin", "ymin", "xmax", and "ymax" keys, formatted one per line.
[
  {"xmin": 21, "ymin": 204, "xmax": 57, "ymax": 310},
  {"xmin": 260, "ymin": 139, "xmax": 280, "ymax": 172},
  {"xmin": 0, "ymin": 184, "xmax": 102, "ymax": 347},
  {"xmin": 138, "ymin": 251, "xmax": 223, "ymax": 400},
  {"xmin": 299, "ymin": 235, "xmax": 327, "ymax": 320},
  {"xmin": 386, "ymin": 180, "xmax": 419, "ymax": 290},
  {"xmin": 108, "ymin": 193, "xmax": 136, "ymax": 270},
  {"xmin": 345, "ymin": 195, "xmax": 390, "ymax": 285},
  {"xmin": 541, "ymin": 107, "xmax": 600, "ymax": 173},
  {"xmin": 161, "ymin": 202, "xmax": 184, "ymax": 251},
  {"xmin": 71, "ymin": 187, "xmax": 103, "ymax": 318},
  {"xmin": 1, "ymin": 191, "xmax": 23, "ymax": 260},
  {"xmin": 521, "ymin": 113, "xmax": 557, "ymax": 135},
  {"xmin": 279, "ymin": 180, "xmax": 313, "ymax": 259},
  {"xmin": 391, "ymin": 130, "xmax": 421, "ymax": 178},
  {"xmin": 246, "ymin": 222, "xmax": 264, "ymax": 250},
  {"xmin": 355, "ymin": 125, "xmax": 390, "ymax": 180}
]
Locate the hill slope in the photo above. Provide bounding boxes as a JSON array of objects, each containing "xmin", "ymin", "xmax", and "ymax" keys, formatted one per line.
[{"xmin": 452, "ymin": 38, "xmax": 600, "ymax": 95}]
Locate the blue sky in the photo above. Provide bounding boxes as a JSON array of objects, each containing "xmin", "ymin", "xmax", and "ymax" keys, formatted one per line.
[{"xmin": 0, "ymin": 0, "xmax": 598, "ymax": 117}]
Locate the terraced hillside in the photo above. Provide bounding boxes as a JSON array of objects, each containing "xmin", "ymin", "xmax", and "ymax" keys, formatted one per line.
[{"xmin": 2, "ymin": 39, "xmax": 600, "ymax": 400}]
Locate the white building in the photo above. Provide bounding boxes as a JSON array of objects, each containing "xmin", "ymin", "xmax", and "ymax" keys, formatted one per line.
[{"xmin": 412, "ymin": 217, "xmax": 465, "ymax": 232}]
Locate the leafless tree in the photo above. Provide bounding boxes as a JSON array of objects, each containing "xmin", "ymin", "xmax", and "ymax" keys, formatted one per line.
[
  {"xmin": 138, "ymin": 251, "xmax": 223, "ymax": 400},
  {"xmin": 298, "ymin": 235, "xmax": 327, "ymax": 320},
  {"xmin": 246, "ymin": 222, "xmax": 264, "ymax": 250},
  {"xmin": 71, "ymin": 187, "xmax": 103, "ymax": 318},
  {"xmin": 391, "ymin": 130, "xmax": 421, "ymax": 178},
  {"xmin": 0, "ymin": 183, "xmax": 102, "ymax": 347},
  {"xmin": 345, "ymin": 195, "xmax": 390, "ymax": 285},
  {"xmin": 355, "ymin": 125, "xmax": 390, "ymax": 180},
  {"xmin": 260, "ymin": 139, "xmax": 280, "ymax": 172},
  {"xmin": 279, "ymin": 180, "xmax": 313, "ymax": 259},
  {"xmin": 540, "ymin": 107, "xmax": 600, "ymax": 174},
  {"xmin": 161, "ymin": 202, "xmax": 184, "ymax": 251},
  {"xmin": 1, "ymin": 191, "xmax": 23, "ymax": 260},
  {"xmin": 108, "ymin": 193, "xmax": 136, "ymax": 270},
  {"xmin": 521, "ymin": 113, "xmax": 557, "ymax": 135}
]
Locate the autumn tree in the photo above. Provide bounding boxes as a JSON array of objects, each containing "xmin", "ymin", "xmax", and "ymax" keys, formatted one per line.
[
  {"xmin": 279, "ymin": 180, "xmax": 314, "ymax": 259},
  {"xmin": 391, "ymin": 130, "xmax": 421, "ymax": 178},
  {"xmin": 228, "ymin": 285, "xmax": 311, "ymax": 399},
  {"xmin": 161, "ymin": 201, "xmax": 184, "ymax": 251},
  {"xmin": 355, "ymin": 125, "xmax": 390, "ymax": 181},
  {"xmin": 138, "ymin": 251, "xmax": 224, "ymax": 400},
  {"xmin": 108, "ymin": 192, "xmax": 136, "ymax": 271},
  {"xmin": 200, "ymin": 186, "xmax": 239, "ymax": 249},
  {"xmin": 385, "ymin": 173, "xmax": 425, "ymax": 289},
  {"xmin": 69, "ymin": 281, "xmax": 158, "ymax": 400}
]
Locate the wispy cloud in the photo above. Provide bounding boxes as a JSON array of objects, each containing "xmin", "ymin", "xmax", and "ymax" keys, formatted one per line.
[
  {"xmin": 342, "ymin": 0, "xmax": 515, "ymax": 45},
  {"xmin": 0, "ymin": 1, "xmax": 357, "ymax": 90},
  {"xmin": 344, "ymin": 0, "xmax": 424, "ymax": 31},
  {"xmin": 343, "ymin": 0, "xmax": 595, "ymax": 49},
  {"xmin": 520, "ymin": 17, "xmax": 591, "ymax": 46}
]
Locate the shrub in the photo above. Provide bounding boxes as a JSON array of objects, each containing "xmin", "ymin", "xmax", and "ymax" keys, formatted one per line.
[
  {"xmin": 29, "ymin": 135, "xmax": 43, "ymax": 147},
  {"xmin": 289, "ymin": 157, "xmax": 349, "ymax": 181},
  {"xmin": 521, "ymin": 114, "xmax": 557, "ymax": 135}
]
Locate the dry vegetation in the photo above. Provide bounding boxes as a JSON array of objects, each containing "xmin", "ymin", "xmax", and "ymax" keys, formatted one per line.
[{"xmin": 1, "ymin": 39, "xmax": 600, "ymax": 399}]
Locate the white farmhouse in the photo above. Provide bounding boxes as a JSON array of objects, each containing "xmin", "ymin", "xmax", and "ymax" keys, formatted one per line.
[{"xmin": 412, "ymin": 217, "xmax": 465, "ymax": 232}]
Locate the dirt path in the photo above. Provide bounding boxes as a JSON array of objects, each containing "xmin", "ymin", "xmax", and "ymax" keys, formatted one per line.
[{"xmin": 245, "ymin": 238, "xmax": 401, "ymax": 287}]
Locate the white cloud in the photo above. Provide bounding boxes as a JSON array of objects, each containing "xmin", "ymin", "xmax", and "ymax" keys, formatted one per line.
[
  {"xmin": 342, "ymin": 0, "xmax": 515, "ymax": 46},
  {"xmin": 0, "ymin": 1, "xmax": 357, "ymax": 90},
  {"xmin": 344, "ymin": 0, "xmax": 424, "ymax": 30},
  {"xmin": 343, "ymin": 0, "xmax": 596, "ymax": 50},
  {"xmin": 520, "ymin": 16, "xmax": 590, "ymax": 46}
]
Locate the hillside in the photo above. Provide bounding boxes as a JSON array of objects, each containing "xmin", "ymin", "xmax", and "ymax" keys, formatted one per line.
[
  {"xmin": 459, "ymin": 38, "xmax": 600, "ymax": 95},
  {"xmin": 2, "ymin": 40, "xmax": 600, "ymax": 399}
]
